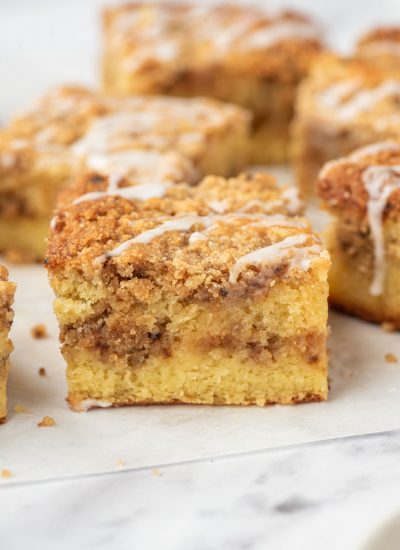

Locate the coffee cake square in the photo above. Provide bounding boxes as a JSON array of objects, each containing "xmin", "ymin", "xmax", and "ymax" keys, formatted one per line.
[
  {"xmin": 101, "ymin": 2, "xmax": 323, "ymax": 163},
  {"xmin": 46, "ymin": 172, "xmax": 329, "ymax": 410},
  {"xmin": 318, "ymin": 141, "xmax": 400, "ymax": 327},
  {"xmin": 0, "ymin": 87, "xmax": 250, "ymax": 260},
  {"xmin": 292, "ymin": 54, "xmax": 400, "ymax": 195}
]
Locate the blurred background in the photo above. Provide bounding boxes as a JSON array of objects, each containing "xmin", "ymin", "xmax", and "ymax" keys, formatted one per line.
[{"xmin": 1, "ymin": 0, "xmax": 400, "ymax": 118}]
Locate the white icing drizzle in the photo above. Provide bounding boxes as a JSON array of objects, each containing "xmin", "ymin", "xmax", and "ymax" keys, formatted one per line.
[
  {"xmin": 84, "ymin": 150, "xmax": 196, "ymax": 182},
  {"xmin": 319, "ymin": 142, "xmax": 400, "ymax": 297},
  {"xmin": 229, "ymin": 234, "xmax": 322, "ymax": 284},
  {"xmin": 96, "ymin": 215, "xmax": 211, "ymax": 263},
  {"xmin": 72, "ymin": 98, "xmax": 231, "ymax": 159},
  {"xmin": 363, "ymin": 165, "xmax": 400, "ymax": 296},
  {"xmin": 208, "ymin": 200, "xmax": 227, "ymax": 214},
  {"xmin": 281, "ymin": 186, "xmax": 303, "ymax": 214},
  {"xmin": 188, "ymin": 231, "xmax": 207, "ymax": 244},
  {"xmin": 318, "ymin": 79, "xmax": 361, "ymax": 110},
  {"xmin": 96, "ymin": 213, "xmax": 307, "ymax": 264},
  {"xmin": 112, "ymin": 5, "xmax": 320, "ymax": 67},
  {"xmin": 50, "ymin": 216, "xmax": 59, "ymax": 230},
  {"xmin": 74, "ymin": 179, "xmax": 170, "ymax": 205},
  {"xmin": 72, "ymin": 112, "xmax": 169, "ymax": 156},
  {"xmin": 319, "ymin": 79, "xmax": 400, "ymax": 120},
  {"xmin": 349, "ymin": 141, "xmax": 400, "ymax": 161},
  {"xmin": 75, "ymin": 399, "xmax": 113, "ymax": 412},
  {"xmin": 244, "ymin": 21, "xmax": 318, "ymax": 50},
  {"xmin": 122, "ymin": 39, "xmax": 181, "ymax": 72},
  {"xmin": 238, "ymin": 199, "xmax": 275, "ymax": 212},
  {"xmin": 237, "ymin": 187, "xmax": 302, "ymax": 215}
]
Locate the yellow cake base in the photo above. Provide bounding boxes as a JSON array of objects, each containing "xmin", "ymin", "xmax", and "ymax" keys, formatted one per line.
[
  {"xmin": 0, "ymin": 359, "xmax": 10, "ymax": 423},
  {"xmin": 325, "ymin": 222, "xmax": 400, "ymax": 327},
  {"xmin": 66, "ymin": 347, "xmax": 328, "ymax": 411}
]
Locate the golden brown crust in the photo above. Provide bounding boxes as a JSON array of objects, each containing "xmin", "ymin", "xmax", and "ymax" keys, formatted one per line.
[
  {"xmin": 317, "ymin": 143, "xmax": 400, "ymax": 219},
  {"xmin": 68, "ymin": 392, "xmax": 325, "ymax": 411},
  {"xmin": 103, "ymin": 3, "xmax": 323, "ymax": 81}
]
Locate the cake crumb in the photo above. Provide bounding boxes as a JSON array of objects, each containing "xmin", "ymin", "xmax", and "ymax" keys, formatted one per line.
[
  {"xmin": 14, "ymin": 404, "xmax": 30, "ymax": 414},
  {"xmin": 37, "ymin": 415, "xmax": 56, "ymax": 427},
  {"xmin": 38, "ymin": 367, "xmax": 47, "ymax": 377},
  {"xmin": 381, "ymin": 322, "xmax": 396, "ymax": 332},
  {"xmin": 31, "ymin": 324, "xmax": 48, "ymax": 339},
  {"xmin": 116, "ymin": 459, "xmax": 125, "ymax": 469},
  {"xmin": 152, "ymin": 468, "xmax": 162, "ymax": 477},
  {"xmin": 385, "ymin": 353, "xmax": 398, "ymax": 364},
  {"xmin": 1, "ymin": 469, "xmax": 12, "ymax": 479}
]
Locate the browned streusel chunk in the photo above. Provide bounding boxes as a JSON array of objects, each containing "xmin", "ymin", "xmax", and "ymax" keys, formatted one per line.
[
  {"xmin": 46, "ymin": 171, "xmax": 329, "ymax": 411},
  {"xmin": 31, "ymin": 324, "xmax": 48, "ymax": 339}
]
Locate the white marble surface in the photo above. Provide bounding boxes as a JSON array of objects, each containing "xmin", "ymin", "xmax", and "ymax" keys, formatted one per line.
[
  {"xmin": 2, "ymin": 1, "xmax": 400, "ymax": 548},
  {"xmin": 2, "ymin": 431, "xmax": 400, "ymax": 550}
]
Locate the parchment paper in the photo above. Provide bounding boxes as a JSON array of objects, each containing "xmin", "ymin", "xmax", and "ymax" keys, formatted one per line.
[{"xmin": 1, "ymin": 194, "xmax": 399, "ymax": 485}]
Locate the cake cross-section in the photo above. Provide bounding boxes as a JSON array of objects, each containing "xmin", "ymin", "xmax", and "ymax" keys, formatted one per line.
[
  {"xmin": 101, "ymin": 2, "xmax": 323, "ymax": 163},
  {"xmin": 0, "ymin": 86, "xmax": 250, "ymax": 260},
  {"xmin": 0, "ymin": 267, "xmax": 15, "ymax": 423},
  {"xmin": 46, "ymin": 172, "xmax": 330, "ymax": 410},
  {"xmin": 318, "ymin": 141, "xmax": 400, "ymax": 327}
]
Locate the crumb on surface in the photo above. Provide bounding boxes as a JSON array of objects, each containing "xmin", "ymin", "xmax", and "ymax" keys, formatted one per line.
[
  {"xmin": 385, "ymin": 353, "xmax": 398, "ymax": 364},
  {"xmin": 382, "ymin": 322, "xmax": 396, "ymax": 332},
  {"xmin": 14, "ymin": 404, "xmax": 30, "ymax": 414},
  {"xmin": 37, "ymin": 415, "xmax": 56, "ymax": 427},
  {"xmin": 38, "ymin": 367, "xmax": 47, "ymax": 377},
  {"xmin": 152, "ymin": 468, "xmax": 162, "ymax": 477},
  {"xmin": 31, "ymin": 324, "xmax": 48, "ymax": 339},
  {"xmin": 1, "ymin": 469, "xmax": 12, "ymax": 479},
  {"xmin": 116, "ymin": 459, "xmax": 125, "ymax": 469}
]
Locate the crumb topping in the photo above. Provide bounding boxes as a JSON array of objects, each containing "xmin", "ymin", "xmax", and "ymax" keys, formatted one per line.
[
  {"xmin": 37, "ymin": 416, "xmax": 56, "ymax": 427},
  {"xmin": 47, "ymin": 172, "xmax": 326, "ymax": 297},
  {"xmin": 103, "ymin": 3, "xmax": 323, "ymax": 79},
  {"xmin": 0, "ymin": 86, "xmax": 249, "ymax": 188}
]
